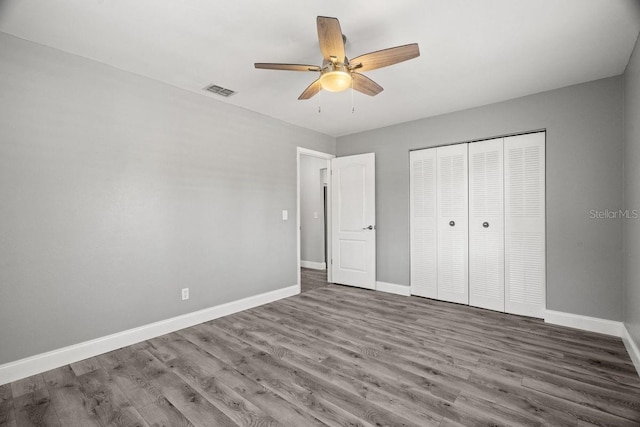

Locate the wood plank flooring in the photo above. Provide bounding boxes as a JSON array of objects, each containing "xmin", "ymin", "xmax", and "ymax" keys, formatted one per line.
[
  {"xmin": 300, "ymin": 267, "xmax": 329, "ymax": 293},
  {"xmin": 1, "ymin": 269, "xmax": 639, "ymax": 426}
]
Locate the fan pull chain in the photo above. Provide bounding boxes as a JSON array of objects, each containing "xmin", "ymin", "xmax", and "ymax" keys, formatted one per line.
[
  {"xmin": 318, "ymin": 90, "xmax": 322, "ymax": 113},
  {"xmin": 351, "ymin": 78, "xmax": 355, "ymax": 114}
]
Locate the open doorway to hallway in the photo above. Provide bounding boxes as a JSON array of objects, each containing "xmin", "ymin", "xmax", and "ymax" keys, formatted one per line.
[{"xmin": 297, "ymin": 147, "xmax": 334, "ymax": 291}]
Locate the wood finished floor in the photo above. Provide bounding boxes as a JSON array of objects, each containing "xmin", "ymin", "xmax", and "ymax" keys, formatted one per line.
[
  {"xmin": 1, "ymin": 270, "xmax": 639, "ymax": 427},
  {"xmin": 300, "ymin": 267, "xmax": 329, "ymax": 293}
]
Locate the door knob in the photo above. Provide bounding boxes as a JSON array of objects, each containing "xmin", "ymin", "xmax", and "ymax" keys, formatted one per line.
[
  {"xmin": 362, "ymin": 225, "xmax": 375, "ymax": 230},
  {"xmin": 449, "ymin": 221, "xmax": 455, "ymax": 227},
  {"xmin": 483, "ymin": 222, "xmax": 489, "ymax": 228}
]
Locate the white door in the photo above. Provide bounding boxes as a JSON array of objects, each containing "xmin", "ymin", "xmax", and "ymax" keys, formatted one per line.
[
  {"xmin": 436, "ymin": 144, "xmax": 469, "ymax": 304},
  {"xmin": 469, "ymin": 138, "xmax": 505, "ymax": 311},
  {"xmin": 410, "ymin": 149, "xmax": 438, "ymax": 298},
  {"xmin": 504, "ymin": 132, "xmax": 546, "ymax": 318},
  {"xmin": 330, "ymin": 153, "xmax": 376, "ymax": 289}
]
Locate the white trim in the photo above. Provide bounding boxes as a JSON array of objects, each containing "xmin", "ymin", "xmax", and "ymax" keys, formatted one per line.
[
  {"xmin": 296, "ymin": 147, "xmax": 335, "ymax": 287},
  {"xmin": 622, "ymin": 325, "xmax": 640, "ymax": 376},
  {"xmin": 376, "ymin": 281, "xmax": 411, "ymax": 296},
  {"xmin": 544, "ymin": 310, "xmax": 623, "ymax": 337},
  {"xmin": 297, "ymin": 147, "xmax": 333, "ymax": 157},
  {"xmin": 300, "ymin": 260, "xmax": 326, "ymax": 270},
  {"xmin": 0, "ymin": 285, "xmax": 298, "ymax": 386}
]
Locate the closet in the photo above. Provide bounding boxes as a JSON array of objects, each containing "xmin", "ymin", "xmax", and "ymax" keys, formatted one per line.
[{"xmin": 410, "ymin": 132, "xmax": 545, "ymax": 318}]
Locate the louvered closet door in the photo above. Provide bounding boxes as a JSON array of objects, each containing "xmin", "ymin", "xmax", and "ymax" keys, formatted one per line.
[
  {"xmin": 410, "ymin": 149, "xmax": 437, "ymax": 298},
  {"xmin": 504, "ymin": 132, "xmax": 546, "ymax": 318},
  {"xmin": 437, "ymin": 144, "xmax": 469, "ymax": 304},
  {"xmin": 469, "ymin": 138, "xmax": 505, "ymax": 312}
]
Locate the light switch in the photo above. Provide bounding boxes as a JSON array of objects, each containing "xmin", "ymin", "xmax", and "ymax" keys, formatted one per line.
[
  {"xmin": 282, "ymin": 210, "xmax": 288, "ymax": 220},
  {"xmin": 314, "ymin": 212, "xmax": 319, "ymax": 219}
]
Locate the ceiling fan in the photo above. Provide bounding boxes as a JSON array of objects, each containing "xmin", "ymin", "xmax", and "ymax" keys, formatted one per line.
[{"xmin": 255, "ymin": 16, "xmax": 420, "ymax": 100}]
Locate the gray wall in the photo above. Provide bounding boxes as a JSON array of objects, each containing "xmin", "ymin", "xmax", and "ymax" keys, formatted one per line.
[
  {"xmin": 337, "ymin": 76, "xmax": 624, "ymax": 321},
  {"xmin": 624, "ymin": 35, "xmax": 640, "ymax": 345},
  {"xmin": 0, "ymin": 33, "xmax": 335, "ymax": 364},
  {"xmin": 300, "ymin": 155, "xmax": 327, "ymax": 265}
]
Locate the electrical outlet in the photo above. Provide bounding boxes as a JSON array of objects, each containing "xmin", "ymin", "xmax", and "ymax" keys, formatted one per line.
[{"xmin": 181, "ymin": 288, "xmax": 189, "ymax": 301}]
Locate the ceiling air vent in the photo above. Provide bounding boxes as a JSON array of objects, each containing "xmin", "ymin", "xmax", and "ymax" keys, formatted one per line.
[{"xmin": 205, "ymin": 84, "xmax": 236, "ymax": 97}]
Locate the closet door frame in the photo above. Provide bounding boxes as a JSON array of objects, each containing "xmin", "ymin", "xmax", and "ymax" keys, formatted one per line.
[{"xmin": 409, "ymin": 130, "xmax": 546, "ymax": 319}]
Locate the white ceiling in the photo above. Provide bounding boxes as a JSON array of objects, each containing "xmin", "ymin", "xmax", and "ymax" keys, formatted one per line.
[{"xmin": 1, "ymin": 0, "xmax": 639, "ymax": 137}]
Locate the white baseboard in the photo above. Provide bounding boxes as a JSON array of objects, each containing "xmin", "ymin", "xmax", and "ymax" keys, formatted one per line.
[
  {"xmin": 376, "ymin": 281, "xmax": 411, "ymax": 296},
  {"xmin": 544, "ymin": 310, "xmax": 624, "ymax": 337},
  {"xmin": 301, "ymin": 260, "xmax": 326, "ymax": 270},
  {"xmin": 0, "ymin": 285, "xmax": 298, "ymax": 386},
  {"xmin": 622, "ymin": 325, "xmax": 640, "ymax": 376}
]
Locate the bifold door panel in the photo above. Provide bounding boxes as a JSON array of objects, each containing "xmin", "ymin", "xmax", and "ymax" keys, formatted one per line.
[
  {"xmin": 410, "ymin": 149, "xmax": 438, "ymax": 299},
  {"xmin": 504, "ymin": 133, "xmax": 546, "ymax": 318},
  {"xmin": 436, "ymin": 144, "xmax": 469, "ymax": 305},
  {"xmin": 469, "ymin": 138, "xmax": 505, "ymax": 312}
]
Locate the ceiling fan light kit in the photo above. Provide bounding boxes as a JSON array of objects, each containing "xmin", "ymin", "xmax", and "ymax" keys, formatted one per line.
[
  {"xmin": 255, "ymin": 16, "xmax": 420, "ymax": 100},
  {"xmin": 320, "ymin": 68, "xmax": 352, "ymax": 92}
]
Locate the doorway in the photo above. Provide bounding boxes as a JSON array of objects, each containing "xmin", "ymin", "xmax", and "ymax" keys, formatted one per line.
[{"xmin": 297, "ymin": 148, "xmax": 334, "ymax": 293}]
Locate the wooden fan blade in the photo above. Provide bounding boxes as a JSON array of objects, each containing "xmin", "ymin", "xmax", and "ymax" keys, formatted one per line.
[
  {"xmin": 255, "ymin": 63, "xmax": 321, "ymax": 72},
  {"xmin": 298, "ymin": 78, "xmax": 323, "ymax": 100},
  {"xmin": 350, "ymin": 43, "xmax": 420, "ymax": 72},
  {"xmin": 352, "ymin": 73, "xmax": 383, "ymax": 96},
  {"xmin": 317, "ymin": 16, "xmax": 346, "ymax": 62}
]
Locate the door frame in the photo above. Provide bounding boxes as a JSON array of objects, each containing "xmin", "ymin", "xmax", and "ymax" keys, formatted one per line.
[{"xmin": 297, "ymin": 147, "xmax": 335, "ymax": 291}]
